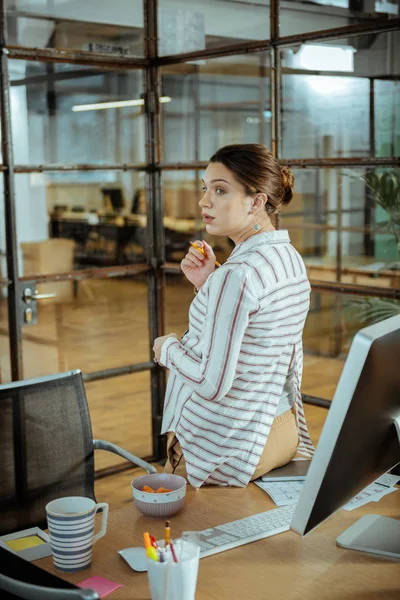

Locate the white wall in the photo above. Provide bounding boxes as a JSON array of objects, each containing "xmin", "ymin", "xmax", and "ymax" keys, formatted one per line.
[{"xmin": 1, "ymin": 61, "xmax": 48, "ymax": 279}]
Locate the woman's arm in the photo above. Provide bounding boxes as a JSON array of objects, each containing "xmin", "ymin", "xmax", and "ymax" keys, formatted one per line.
[{"xmin": 159, "ymin": 267, "xmax": 259, "ymax": 401}]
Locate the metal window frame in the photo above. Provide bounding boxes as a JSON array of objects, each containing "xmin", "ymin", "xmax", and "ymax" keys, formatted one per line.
[{"xmin": 1, "ymin": 0, "xmax": 399, "ymax": 467}]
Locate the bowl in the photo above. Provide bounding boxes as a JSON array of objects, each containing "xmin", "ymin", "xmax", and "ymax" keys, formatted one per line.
[{"xmin": 131, "ymin": 473, "xmax": 187, "ymax": 518}]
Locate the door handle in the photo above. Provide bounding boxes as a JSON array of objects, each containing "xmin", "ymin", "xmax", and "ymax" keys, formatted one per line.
[
  {"xmin": 23, "ymin": 287, "xmax": 57, "ymax": 303},
  {"xmin": 34, "ymin": 291, "xmax": 57, "ymax": 300}
]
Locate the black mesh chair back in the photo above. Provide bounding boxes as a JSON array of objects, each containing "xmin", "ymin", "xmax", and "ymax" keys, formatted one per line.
[{"xmin": 0, "ymin": 371, "xmax": 95, "ymax": 535}]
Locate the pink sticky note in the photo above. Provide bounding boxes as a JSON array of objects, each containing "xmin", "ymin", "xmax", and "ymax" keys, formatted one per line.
[{"xmin": 77, "ymin": 575, "xmax": 122, "ymax": 598}]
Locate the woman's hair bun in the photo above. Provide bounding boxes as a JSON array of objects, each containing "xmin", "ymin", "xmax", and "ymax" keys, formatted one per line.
[{"xmin": 280, "ymin": 166, "xmax": 294, "ymax": 205}]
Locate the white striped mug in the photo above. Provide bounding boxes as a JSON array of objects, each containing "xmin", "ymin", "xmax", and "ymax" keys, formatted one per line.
[{"xmin": 46, "ymin": 496, "xmax": 108, "ymax": 572}]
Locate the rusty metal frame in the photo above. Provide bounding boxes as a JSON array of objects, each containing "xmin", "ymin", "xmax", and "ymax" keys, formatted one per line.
[
  {"xmin": 6, "ymin": 45, "xmax": 148, "ymax": 69},
  {"xmin": 13, "ymin": 164, "xmax": 147, "ymax": 173},
  {"xmin": 156, "ymin": 16, "xmax": 400, "ymax": 66},
  {"xmin": 1, "ymin": 1, "xmax": 22, "ymax": 382},
  {"xmin": 0, "ymin": 0, "xmax": 399, "ymax": 469},
  {"xmin": 161, "ymin": 263, "xmax": 400, "ymax": 300},
  {"xmin": 158, "ymin": 157, "xmax": 400, "ymax": 170},
  {"xmin": 143, "ymin": 0, "xmax": 167, "ymax": 460}
]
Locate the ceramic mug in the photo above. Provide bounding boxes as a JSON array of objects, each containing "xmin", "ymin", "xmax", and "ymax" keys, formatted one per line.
[{"xmin": 46, "ymin": 496, "xmax": 108, "ymax": 572}]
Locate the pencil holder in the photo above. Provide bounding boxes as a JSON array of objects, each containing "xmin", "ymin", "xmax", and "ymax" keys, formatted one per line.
[{"xmin": 147, "ymin": 539, "xmax": 200, "ymax": 600}]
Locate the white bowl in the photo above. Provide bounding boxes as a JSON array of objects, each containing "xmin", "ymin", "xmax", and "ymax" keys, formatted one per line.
[{"xmin": 131, "ymin": 473, "xmax": 187, "ymax": 518}]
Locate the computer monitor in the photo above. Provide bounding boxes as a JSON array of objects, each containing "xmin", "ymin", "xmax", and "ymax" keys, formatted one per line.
[{"xmin": 291, "ymin": 315, "xmax": 400, "ymax": 559}]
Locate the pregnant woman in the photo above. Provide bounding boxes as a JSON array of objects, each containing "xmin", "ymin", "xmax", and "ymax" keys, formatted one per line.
[{"xmin": 153, "ymin": 144, "xmax": 314, "ymax": 488}]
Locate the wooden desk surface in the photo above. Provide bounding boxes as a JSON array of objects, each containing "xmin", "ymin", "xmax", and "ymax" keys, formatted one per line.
[{"xmin": 37, "ymin": 484, "xmax": 400, "ymax": 600}]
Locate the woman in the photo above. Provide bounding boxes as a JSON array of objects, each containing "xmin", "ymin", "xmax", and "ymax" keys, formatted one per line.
[{"xmin": 153, "ymin": 144, "xmax": 314, "ymax": 488}]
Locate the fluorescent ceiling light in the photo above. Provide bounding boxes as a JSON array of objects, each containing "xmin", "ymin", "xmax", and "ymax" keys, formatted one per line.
[
  {"xmin": 294, "ymin": 44, "xmax": 355, "ymax": 73},
  {"xmin": 72, "ymin": 96, "xmax": 171, "ymax": 112}
]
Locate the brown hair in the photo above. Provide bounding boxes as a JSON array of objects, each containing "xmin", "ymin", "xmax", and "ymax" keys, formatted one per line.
[{"xmin": 209, "ymin": 144, "xmax": 294, "ymax": 227}]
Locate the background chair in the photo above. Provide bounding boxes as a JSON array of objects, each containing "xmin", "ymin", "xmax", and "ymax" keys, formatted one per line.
[{"xmin": 0, "ymin": 370, "xmax": 156, "ymax": 536}]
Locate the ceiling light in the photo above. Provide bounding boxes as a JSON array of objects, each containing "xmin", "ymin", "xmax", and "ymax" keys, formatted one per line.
[
  {"xmin": 72, "ymin": 96, "xmax": 171, "ymax": 112},
  {"xmin": 291, "ymin": 44, "xmax": 355, "ymax": 73}
]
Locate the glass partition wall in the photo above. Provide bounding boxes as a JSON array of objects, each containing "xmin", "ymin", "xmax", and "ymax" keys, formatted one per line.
[{"xmin": 1, "ymin": 0, "xmax": 399, "ymax": 475}]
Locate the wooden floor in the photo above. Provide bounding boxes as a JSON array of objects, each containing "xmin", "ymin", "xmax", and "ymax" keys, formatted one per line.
[{"xmin": 0, "ymin": 276, "xmax": 346, "ymax": 475}]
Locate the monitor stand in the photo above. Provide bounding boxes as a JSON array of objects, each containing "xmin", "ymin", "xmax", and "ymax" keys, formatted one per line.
[
  {"xmin": 336, "ymin": 515, "xmax": 400, "ymax": 559},
  {"xmin": 336, "ymin": 416, "xmax": 400, "ymax": 560}
]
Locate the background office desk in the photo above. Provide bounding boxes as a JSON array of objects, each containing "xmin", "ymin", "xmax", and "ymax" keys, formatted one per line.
[{"xmin": 37, "ymin": 483, "xmax": 400, "ymax": 599}]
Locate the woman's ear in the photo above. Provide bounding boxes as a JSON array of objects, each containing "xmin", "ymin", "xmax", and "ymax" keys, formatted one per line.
[{"xmin": 252, "ymin": 193, "xmax": 268, "ymax": 212}]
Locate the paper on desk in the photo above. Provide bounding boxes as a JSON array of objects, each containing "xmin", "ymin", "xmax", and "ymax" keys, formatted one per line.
[
  {"xmin": 77, "ymin": 576, "xmax": 122, "ymax": 598},
  {"xmin": 374, "ymin": 472, "xmax": 400, "ymax": 488},
  {"xmin": 342, "ymin": 483, "xmax": 398, "ymax": 511},
  {"xmin": 5, "ymin": 536, "xmax": 45, "ymax": 551},
  {"xmin": 256, "ymin": 473, "xmax": 399, "ymax": 509},
  {"xmin": 254, "ymin": 480, "xmax": 304, "ymax": 506}
]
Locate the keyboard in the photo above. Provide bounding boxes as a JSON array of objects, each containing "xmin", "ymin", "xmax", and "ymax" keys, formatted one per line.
[{"xmin": 199, "ymin": 504, "xmax": 295, "ymax": 558}]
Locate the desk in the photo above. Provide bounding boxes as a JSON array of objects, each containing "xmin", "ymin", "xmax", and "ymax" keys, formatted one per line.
[
  {"xmin": 37, "ymin": 484, "xmax": 400, "ymax": 599},
  {"xmin": 50, "ymin": 216, "xmax": 140, "ymax": 266}
]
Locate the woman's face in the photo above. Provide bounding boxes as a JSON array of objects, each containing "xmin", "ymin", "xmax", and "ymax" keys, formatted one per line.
[{"xmin": 199, "ymin": 162, "xmax": 261, "ymax": 243}]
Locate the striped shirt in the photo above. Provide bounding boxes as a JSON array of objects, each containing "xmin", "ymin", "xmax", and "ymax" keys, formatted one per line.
[{"xmin": 160, "ymin": 230, "xmax": 314, "ymax": 488}]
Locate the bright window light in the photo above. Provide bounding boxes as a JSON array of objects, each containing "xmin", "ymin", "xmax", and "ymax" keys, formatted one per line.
[
  {"xmin": 295, "ymin": 44, "xmax": 355, "ymax": 73},
  {"xmin": 72, "ymin": 96, "xmax": 172, "ymax": 112}
]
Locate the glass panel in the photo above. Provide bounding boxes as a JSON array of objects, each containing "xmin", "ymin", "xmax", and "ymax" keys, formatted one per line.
[
  {"xmin": 158, "ymin": 0, "xmax": 269, "ymax": 56},
  {"xmin": 19, "ymin": 276, "xmax": 150, "ymax": 378},
  {"xmin": 304, "ymin": 291, "xmax": 348, "ymax": 357},
  {"xmin": 9, "ymin": 60, "xmax": 145, "ymax": 166},
  {"xmin": 287, "ymin": 165, "xmax": 400, "ymax": 284},
  {"xmin": 305, "ymin": 289, "xmax": 400, "ymax": 361},
  {"xmin": 162, "ymin": 53, "xmax": 271, "ymax": 163},
  {"xmin": 86, "ymin": 371, "xmax": 152, "ymax": 471},
  {"xmin": 280, "ymin": 1, "xmax": 399, "ymax": 37},
  {"xmin": 281, "ymin": 32, "xmax": 398, "ymax": 158},
  {"xmin": 281, "ymin": 168, "xmax": 337, "ymax": 260},
  {"xmin": 14, "ymin": 170, "xmax": 147, "ymax": 276},
  {"xmin": 284, "ymin": 167, "xmax": 391, "ymax": 281},
  {"xmin": 375, "ymin": 80, "xmax": 400, "ymax": 158},
  {"xmin": 5, "ymin": 0, "xmax": 144, "ymax": 57}
]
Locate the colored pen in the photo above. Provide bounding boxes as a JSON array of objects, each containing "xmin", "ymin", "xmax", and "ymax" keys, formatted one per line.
[
  {"xmin": 143, "ymin": 532, "xmax": 151, "ymax": 550},
  {"xmin": 169, "ymin": 540, "xmax": 178, "ymax": 562},
  {"xmin": 190, "ymin": 242, "xmax": 221, "ymax": 268},
  {"xmin": 169, "ymin": 540, "xmax": 178, "ymax": 563},
  {"xmin": 146, "ymin": 546, "xmax": 159, "ymax": 562},
  {"xmin": 144, "ymin": 532, "xmax": 159, "ymax": 562},
  {"xmin": 150, "ymin": 535, "xmax": 159, "ymax": 550},
  {"xmin": 164, "ymin": 520, "xmax": 171, "ymax": 547}
]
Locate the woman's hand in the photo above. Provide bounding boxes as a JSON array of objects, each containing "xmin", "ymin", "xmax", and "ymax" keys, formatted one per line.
[
  {"xmin": 181, "ymin": 240, "xmax": 216, "ymax": 289},
  {"xmin": 153, "ymin": 333, "xmax": 178, "ymax": 363}
]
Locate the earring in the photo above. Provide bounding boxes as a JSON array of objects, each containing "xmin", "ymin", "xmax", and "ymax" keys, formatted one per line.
[{"xmin": 250, "ymin": 209, "xmax": 261, "ymax": 231}]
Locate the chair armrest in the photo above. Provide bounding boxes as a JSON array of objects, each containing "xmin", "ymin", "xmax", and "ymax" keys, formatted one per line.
[
  {"xmin": 301, "ymin": 394, "xmax": 330, "ymax": 409},
  {"xmin": 93, "ymin": 440, "xmax": 157, "ymax": 474}
]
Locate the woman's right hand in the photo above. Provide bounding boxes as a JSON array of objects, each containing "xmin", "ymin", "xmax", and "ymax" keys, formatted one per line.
[{"xmin": 181, "ymin": 240, "xmax": 216, "ymax": 289}]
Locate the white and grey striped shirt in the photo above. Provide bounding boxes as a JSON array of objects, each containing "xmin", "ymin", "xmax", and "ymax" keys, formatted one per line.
[{"xmin": 160, "ymin": 230, "xmax": 314, "ymax": 488}]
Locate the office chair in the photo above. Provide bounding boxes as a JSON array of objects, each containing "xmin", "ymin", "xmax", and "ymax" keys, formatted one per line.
[
  {"xmin": 0, "ymin": 573, "xmax": 99, "ymax": 600},
  {"xmin": 0, "ymin": 370, "xmax": 157, "ymax": 536}
]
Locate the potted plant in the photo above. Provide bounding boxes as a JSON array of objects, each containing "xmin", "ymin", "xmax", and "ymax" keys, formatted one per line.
[{"xmin": 343, "ymin": 169, "xmax": 400, "ymax": 325}]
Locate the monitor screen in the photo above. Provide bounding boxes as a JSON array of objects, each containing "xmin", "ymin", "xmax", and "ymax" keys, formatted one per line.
[{"xmin": 291, "ymin": 315, "xmax": 400, "ymax": 537}]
